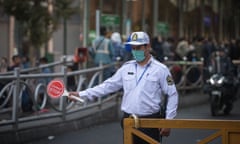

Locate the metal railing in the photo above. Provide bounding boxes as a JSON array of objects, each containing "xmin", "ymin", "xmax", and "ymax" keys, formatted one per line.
[
  {"xmin": 165, "ymin": 60, "xmax": 204, "ymax": 90},
  {"xmin": 0, "ymin": 58, "xmax": 121, "ymax": 132},
  {"xmin": 165, "ymin": 59, "xmax": 240, "ymax": 90}
]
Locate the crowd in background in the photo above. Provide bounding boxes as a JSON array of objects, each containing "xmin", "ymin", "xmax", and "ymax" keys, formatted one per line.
[
  {"xmin": 0, "ymin": 55, "xmax": 52, "ymax": 112},
  {"xmin": 1, "ymin": 29, "xmax": 240, "ymax": 87},
  {"xmin": 1, "ymin": 31, "xmax": 240, "ymax": 74},
  {"xmin": 0, "ymin": 55, "xmax": 51, "ymax": 73},
  {"xmin": 1, "ymin": 27, "xmax": 240, "ymax": 83},
  {"xmin": 151, "ymin": 35, "xmax": 240, "ymax": 63},
  {"xmin": 90, "ymin": 28, "xmax": 240, "ymax": 69}
]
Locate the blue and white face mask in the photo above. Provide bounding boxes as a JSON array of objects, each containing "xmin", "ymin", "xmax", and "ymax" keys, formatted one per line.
[{"xmin": 131, "ymin": 50, "xmax": 145, "ymax": 62}]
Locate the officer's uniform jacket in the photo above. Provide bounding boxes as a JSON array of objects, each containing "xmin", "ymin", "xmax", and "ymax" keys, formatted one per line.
[{"xmin": 79, "ymin": 56, "xmax": 178, "ymax": 119}]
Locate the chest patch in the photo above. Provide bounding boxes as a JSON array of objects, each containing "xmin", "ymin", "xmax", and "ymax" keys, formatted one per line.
[{"xmin": 128, "ymin": 72, "xmax": 134, "ymax": 75}]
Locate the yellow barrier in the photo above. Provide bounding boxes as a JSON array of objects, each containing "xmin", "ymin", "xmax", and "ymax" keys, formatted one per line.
[{"xmin": 123, "ymin": 118, "xmax": 240, "ymax": 144}]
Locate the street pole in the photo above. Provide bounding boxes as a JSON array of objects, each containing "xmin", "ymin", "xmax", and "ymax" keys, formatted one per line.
[
  {"xmin": 219, "ymin": 0, "xmax": 223, "ymax": 41},
  {"xmin": 96, "ymin": 10, "xmax": 100, "ymax": 38},
  {"xmin": 153, "ymin": 0, "xmax": 158, "ymax": 37},
  {"xmin": 83, "ymin": 0, "xmax": 89, "ymax": 47},
  {"xmin": 122, "ymin": 0, "xmax": 127, "ymax": 36},
  {"xmin": 63, "ymin": 18, "xmax": 67, "ymax": 55},
  {"xmin": 141, "ymin": 0, "xmax": 145, "ymax": 31},
  {"xmin": 47, "ymin": 0, "xmax": 53, "ymax": 54},
  {"xmin": 178, "ymin": 0, "xmax": 184, "ymax": 37},
  {"xmin": 200, "ymin": 0, "xmax": 205, "ymax": 37},
  {"xmin": 9, "ymin": 16, "xmax": 15, "ymax": 61}
]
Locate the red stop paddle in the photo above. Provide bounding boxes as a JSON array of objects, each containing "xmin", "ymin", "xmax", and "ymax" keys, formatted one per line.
[{"xmin": 47, "ymin": 79, "xmax": 84, "ymax": 103}]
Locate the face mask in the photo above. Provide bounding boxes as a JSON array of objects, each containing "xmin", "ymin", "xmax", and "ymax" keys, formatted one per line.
[{"xmin": 131, "ymin": 50, "xmax": 145, "ymax": 62}]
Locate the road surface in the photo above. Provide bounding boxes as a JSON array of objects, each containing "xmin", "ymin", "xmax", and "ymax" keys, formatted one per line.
[{"xmin": 28, "ymin": 97, "xmax": 240, "ymax": 144}]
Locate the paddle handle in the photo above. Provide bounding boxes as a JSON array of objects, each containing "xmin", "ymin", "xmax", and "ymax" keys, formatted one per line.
[
  {"xmin": 69, "ymin": 95, "xmax": 85, "ymax": 103},
  {"xmin": 62, "ymin": 89, "xmax": 85, "ymax": 103}
]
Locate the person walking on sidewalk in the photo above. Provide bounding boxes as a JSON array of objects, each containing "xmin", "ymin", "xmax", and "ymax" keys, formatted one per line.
[
  {"xmin": 69, "ymin": 31, "xmax": 179, "ymax": 144},
  {"xmin": 91, "ymin": 26, "xmax": 115, "ymax": 81}
]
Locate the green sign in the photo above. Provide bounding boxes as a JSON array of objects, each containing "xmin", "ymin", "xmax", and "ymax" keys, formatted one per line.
[
  {"xmin": 157, "ymin": 22, "xmax": 169, "ymax": 36},
  {"xmin": 101, "ymin": 14, "xmax": 120, "ymax": 26},
  {"xmin": 88, "ymin": 30, "xmax": 96, "ymax": 44}
]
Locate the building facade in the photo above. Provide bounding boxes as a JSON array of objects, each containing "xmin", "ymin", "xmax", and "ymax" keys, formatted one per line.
[{"xmin": 0, "ymin": 0, "xmax": 239, "ymax": 65}]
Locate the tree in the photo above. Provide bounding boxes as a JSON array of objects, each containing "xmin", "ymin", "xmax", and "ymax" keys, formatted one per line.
[{"xmin": 1, "ymin": 0, "xmax": 76, "ymax": 57}]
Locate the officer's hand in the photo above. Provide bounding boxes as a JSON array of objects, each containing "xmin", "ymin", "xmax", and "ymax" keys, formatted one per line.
[
  {"xmin": 159, "ymin": 128, "xmax": 171, "ymax": 137},
  {"xmin": 68, "ymin": 92, "xmax": 80, "ymax": 101}
]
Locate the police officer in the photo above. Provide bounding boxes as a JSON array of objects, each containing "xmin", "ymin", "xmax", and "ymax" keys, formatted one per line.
[{"xmin": 69, "ymin": 31, "xmax": 179, "ymax": 144}]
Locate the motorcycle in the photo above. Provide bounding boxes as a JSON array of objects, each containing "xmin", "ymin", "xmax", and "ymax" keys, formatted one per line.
[{"xmin": 206, "ymin": 74, "xmax": 235, "ymax": 116}]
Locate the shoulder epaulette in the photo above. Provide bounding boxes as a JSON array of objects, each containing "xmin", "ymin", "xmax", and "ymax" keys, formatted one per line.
[
  {"xmin": 122, "ymin": 60, "xmax": 135, "ymax": 65},
  {"xmin": 151, "ymin": 58, "xmax": 168, "ymax": 69}
]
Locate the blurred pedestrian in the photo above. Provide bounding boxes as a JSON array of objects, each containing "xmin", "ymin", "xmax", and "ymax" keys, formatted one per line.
[
  {"xmin": 0, "ymin": 57, "xmax": 9, "ymax": 107},
  {"xmin": 22, "ymin": 56, "xmax": 31, "ymax": 69},
  {"xmin": 229, "ymin": 38, "xmax": 240, "ymax": 60},
  {"xmin": 110, "ymin": 32, "xmax": 125, "ymax": 62},
  {"xmin": 175, "ymin": 37, "xmax": 189, "ymax": 60},
  {"xmin": 38, "ymin": 57, "xmax": 52, "ymax": 85},
  {"xmin": 151, "ymin": 35, "xmax": 164, "ymax": 62},
  {"xmin": 202, "ymin": 37, "xmax": 216, "ymax": 66},
  {"xmin": 7, "ymin": 54, "xmax": 22, "ymax": 71},
  {"xmin": 8, "ymin": 55, "xmax": 33, "ymax": 112},
  {"xmin": 162, "ymin": 37, "xmax": 175, "ymax": 61},
  {"xmin": 67, "ymin": 65, "xmax": 77, "ymax": 91},
  {"xmin": 0, "ymin": 57, "xmax": 8, "ymax": 73},
  {"xmin": 123, "ymin": 35, "xmax": 133, "ymax": 61},
  {"xmin": 91, "ymin": 26, "xmax": 115, "ymax": 81}
]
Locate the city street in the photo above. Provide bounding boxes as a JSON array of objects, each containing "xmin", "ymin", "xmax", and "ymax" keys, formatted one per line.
[
  {"xmin": 28, "ymin": 95, "xmax": 240, "ymax": 144},
  {"xmin": 1, "ymin": 1, "xmax": 240, "ymax": 144}
]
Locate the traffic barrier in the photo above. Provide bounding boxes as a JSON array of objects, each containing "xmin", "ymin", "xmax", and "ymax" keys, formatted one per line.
[{"xmin": 124, "ymin": 117, "xmax": 240, "ymax": 144}]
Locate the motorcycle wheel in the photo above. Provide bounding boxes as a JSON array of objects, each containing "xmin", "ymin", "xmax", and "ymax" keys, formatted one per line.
[
  {"xmin": 223, "ymin": 102, "xmax": 233, "ymax": 115},
  {"xmin": 210, "ymin": 95, "xmax": 220, "ymax": 116}
]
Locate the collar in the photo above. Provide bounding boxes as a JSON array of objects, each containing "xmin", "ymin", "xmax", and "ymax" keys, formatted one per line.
[{"xmin": 134, "ymin": 55, "xmax": 153, "ymax": 67}]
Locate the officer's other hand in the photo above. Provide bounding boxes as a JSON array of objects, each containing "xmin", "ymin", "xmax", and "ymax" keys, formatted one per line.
[{"xmin": 159, "ymin": 128, "xmax": 171, "ymax": 137}]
